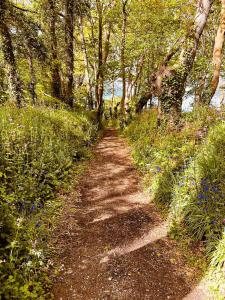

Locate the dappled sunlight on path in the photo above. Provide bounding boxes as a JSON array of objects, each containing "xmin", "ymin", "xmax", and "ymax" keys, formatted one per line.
[{"xmin": 52, "ymin": 129, "xmax": 200, "ymax": 300}]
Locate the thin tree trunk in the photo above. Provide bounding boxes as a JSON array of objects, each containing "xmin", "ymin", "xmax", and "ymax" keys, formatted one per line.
[
  {"xmin": 211, "ymin": 0, "xmax": 225, "ymax": 98},
  {"xmin": 120, "ymin": 0, "xmax": 128, "ymax": 114},
  {"xmin": 79, "ymin": 15, "xmax": 93, "ymax": 109},
  {"xmin": 0, "ymin": 20, "xmax": 24, "ymax": 107},
  {"xmin": 65, "ymin": 0, "xmax": 74, "ymax": 107},
  {"xmin": 27, "ymin": 49, "xmax": 37, "ymax": 105},
  {"xmin": 49, "ymin": 0, "xmax": 62, "ymax": 100},
  {"xmin": 96, "ymin": 0, "xmax": 104, "ymax": 122}
]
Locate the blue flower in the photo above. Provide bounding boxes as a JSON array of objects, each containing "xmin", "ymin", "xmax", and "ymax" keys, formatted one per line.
[
  {"xmin": 203, "ymin": 186, "xmax": 209, "ymax": 192},
  {"xmin": 156, "ymin": 166, "xmax": 161, "ymax": 173},
  {"xmin": 35, "ymin": 222, "xmax": 41, "ymax": 228},
  {"xmin": 198, "ymin": 193, "xmax": 205, "ymax": 200},
  {"xmin": 30, "ymin": 204, "xmax": 35, "ymax": 212}
]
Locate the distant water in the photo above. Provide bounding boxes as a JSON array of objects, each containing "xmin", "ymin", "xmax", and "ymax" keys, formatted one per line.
[{"xmin": 104, "ymin": 78, "xmax": 224, "ymax": 112}]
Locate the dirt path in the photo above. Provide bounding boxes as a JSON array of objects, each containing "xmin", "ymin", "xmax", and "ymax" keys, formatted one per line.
[{"xmin": 51, "ymin": 129, "xmax": 201, "ymax": 300}]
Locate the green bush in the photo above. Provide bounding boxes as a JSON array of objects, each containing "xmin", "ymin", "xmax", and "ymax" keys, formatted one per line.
[
  {"xmin": 125, "ymin": 107, "xmax": 221, "ymax": 207},
  {"xmin": 0, "ymin": 105, "xmax": 97, "ymax": 299},
  {"xmin": 170, "ymin": 122, "xmax": 225, "ymax": 249}
]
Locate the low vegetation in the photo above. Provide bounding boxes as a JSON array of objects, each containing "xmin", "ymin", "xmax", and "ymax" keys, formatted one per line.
[
  {"xmin": 0, "ymin": 105, "xmax": 97, "ymax": 299},
  {"xmin": 125, "ymin": 106, "xmax": 225, "ymax": 297}
]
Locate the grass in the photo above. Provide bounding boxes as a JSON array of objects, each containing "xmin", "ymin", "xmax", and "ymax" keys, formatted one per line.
[{"xmin": 0, "ymin": 105, "xmax": 97, "ymax": 299}]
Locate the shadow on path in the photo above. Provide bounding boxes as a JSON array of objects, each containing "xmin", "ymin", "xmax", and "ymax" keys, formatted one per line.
[{"xmin": 52, "ymin": 129, "xmax": 202, "ymax": 300}]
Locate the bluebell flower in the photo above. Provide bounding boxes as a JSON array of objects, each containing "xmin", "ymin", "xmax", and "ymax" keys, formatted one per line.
[
  {"xmin": 203, "ymin": 186, "xmax": 209, "ymax": 192},
  {"xmin": 156, "ymin": 166, "xmax": 161, "ymax": 173},
  {"xmin": 30, "ymin": 204, "xmax": 35, "ymax": 212},
  {"xmin": 198, "ymin": 193, "xmax": 205, "ymax": 200},
  {"xmin": 35, "ymin": 222, "xmax": 41, "ymax": 228}
]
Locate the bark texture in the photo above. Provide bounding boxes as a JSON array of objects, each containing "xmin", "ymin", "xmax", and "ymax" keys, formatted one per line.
[
  {"xmin": 65, "ymin": 0, "xmax": 74, "ymax": 107},
  {"xmin": 120, "ymin": 0, "xmax": 128, "ymax": 114},
  {"xmin": 211, "ymin": 0, "xmax": 225, "ymax": 99},
  {"xmin": 0, "ymin": 0, "xmax": 24, "ymax": 107},
  {"xmin": 49, "ymin": 0, "xmax": 62, "ymax": 100}
]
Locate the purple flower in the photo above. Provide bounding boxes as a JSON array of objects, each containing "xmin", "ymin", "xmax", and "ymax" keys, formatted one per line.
[
  {"xmin": 156, "ymin": 166, "xmax": 161, "ymax": 173},
  {"xmin": 35, "ymin": 222, "xmax": 41, "ymax": 228},
  {"xmin": 198, "ymin": 193, "xmax": 205, "ymax": 200},
  {"xmin": 30, "ymin": 204, "xmax": 35, "ymax": 212},
  {"xmin": 203, "ymin": 186, "xmax": 209, "ymax": 192}
]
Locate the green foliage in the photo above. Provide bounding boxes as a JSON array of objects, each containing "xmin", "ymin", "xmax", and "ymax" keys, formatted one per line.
[
  {"xmin": 208, "ymin": 233, "xmax": 225, "ymax": 298},
  {"xmin": 126, "ymin": 107, "xmax": 225, "ymax": 298},
  {"xmin": 0, "ymin": 105, "xmax": 97, "ymax": 299},
  {"xmin": 125, "ymin": 107, "xmax": 221, "ymax": 207},
  {"xmin": 170, "ymin": 122, "xmax": 225, "ymax": 250}
]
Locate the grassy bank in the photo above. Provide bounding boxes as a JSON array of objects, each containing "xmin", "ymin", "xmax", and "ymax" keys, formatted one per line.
[
  {"xmin": 125, "ymin": 107, "xmax": 225, "ymax": 297},
  {"xmin": 0, "ymin": 106, "xmax": 97, "ymax": 299}
]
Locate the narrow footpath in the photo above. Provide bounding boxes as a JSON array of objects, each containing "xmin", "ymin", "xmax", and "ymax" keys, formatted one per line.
[{"xmin": 52, "ymin": 129, "xmax": 203, "ymax": 300}]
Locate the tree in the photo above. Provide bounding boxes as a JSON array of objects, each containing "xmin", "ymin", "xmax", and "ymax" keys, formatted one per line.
[
  {"xmin": 211, "ymin": 0, "xmax": 225, "ymax": 99},
  {"xmin": 120, "ymin": 0, "xmax": 128, "ymax": 114},
  {"xmin": 64, "ymin": 0, "xmax": 75, "ymax": 107},
  {"xmin": 0, "ymin": 0, "xmax": 24, "ymax": 107},
  {"xmin": 48, "ymin": 0, "xmax": 62, "ymax": 100}
]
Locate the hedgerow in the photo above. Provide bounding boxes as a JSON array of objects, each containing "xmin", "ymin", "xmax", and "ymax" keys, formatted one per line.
[{"xmin": 0, "ymin": 106, "xmax": 97, "ymax": 299}]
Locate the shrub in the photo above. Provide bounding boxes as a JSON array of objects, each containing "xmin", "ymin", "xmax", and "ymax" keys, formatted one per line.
[
  {"xmin": 170, "ymin": 122, "xmax": 225, "ymax": 249},
  {"xmin": 125, "ymin": 107, "xmax": 221, "ymax": 207},
  {"xmin": 0, "ymin": 105, "xmax": 97, "ymax": 299}
]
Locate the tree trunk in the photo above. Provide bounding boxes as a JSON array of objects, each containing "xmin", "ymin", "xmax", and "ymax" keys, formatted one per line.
[
  {"xmin": 79, "ymin": 16, "xmax": 94, "ymax": 109},
  {"xmin": 0, "ymin": 26, "xmax": 24, "ymax": 107},
  {"xmin": 120, "ymin": 0, "xmax": 128, "ymax": 114},
  {"xmin": 49, "ymin": 0, "xmax": 62, "ymax": 100},
  {"xmin": 65, "ymin": 0, "xmax": 74, "ymax": 107},
  {"xmin": 27, "ymin": 49, "xmax": 37, "ymax": 105},
  {"xmin": 158, "ymin": 0, "xmax": 214, "ymax": 118},
  {"xmin": 96, "ymin": 0, "xmax": 104, "ymax": 123},
  {"xmin": 135, "ymin": 93, "xmax": 152, "ymax": 113},
  {"xmin": 211, "ymin": 0, "xmax": 225, "ymax": 99}
]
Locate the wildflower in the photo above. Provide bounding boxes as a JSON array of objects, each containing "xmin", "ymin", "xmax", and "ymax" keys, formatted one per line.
[
  {"xmin": 35, "ymin": 222, "xmax": 41, "ymax": 228},
  {"xmin": 197, "ymin": 201, "xmax": 202, "ymax": 205},
  {"xmin": 203, "ymin": 186, "xmax": 209, "ymax": 192},
  {"xmin": 156, "ymin": 166, "xmax": 161, "ymax": 173},
  {"xmin": 30, "ymin": 204, "xmax": 35, "ymax": 212},
  {"xmin": 198, "ymin": 193, "xmax": 205, "ymax": 200}
]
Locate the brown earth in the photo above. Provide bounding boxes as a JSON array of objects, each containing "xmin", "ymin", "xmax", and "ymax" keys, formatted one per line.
[{"xmin": 51, "ymin": 129, "xmax": 205, "ymax": 300}]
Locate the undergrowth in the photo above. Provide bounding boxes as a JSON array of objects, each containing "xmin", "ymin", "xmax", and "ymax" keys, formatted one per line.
[
  {"xmin": 0, "ymin": 105, "xmax": 97, "ymax": 299},
  {"xmin": 125, "ymin": 106, "xmax": 225, "ymax": 297}
]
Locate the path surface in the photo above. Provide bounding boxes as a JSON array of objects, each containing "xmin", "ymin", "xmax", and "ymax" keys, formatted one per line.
[{"xmin": 52, "ymin": 129, "xmax": 201, "ymax": 300}]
